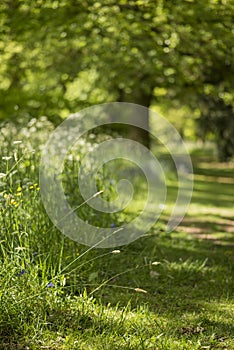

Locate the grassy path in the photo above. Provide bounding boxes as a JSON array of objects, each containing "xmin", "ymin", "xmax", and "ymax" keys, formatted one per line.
[{"xmin": 1, "ymin": 159, "xmax": 234, "ymax": 349}]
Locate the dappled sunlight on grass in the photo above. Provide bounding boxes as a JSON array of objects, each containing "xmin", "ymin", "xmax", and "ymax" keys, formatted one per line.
[{"xmin": 0, "ymin": 120, "xmax": 233, "ymax": 349}]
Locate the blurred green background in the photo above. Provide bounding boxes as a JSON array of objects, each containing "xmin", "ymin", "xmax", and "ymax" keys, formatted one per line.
[{"xmin": 0, "ymin": 0, "xmax": 233, "ymax": 161}]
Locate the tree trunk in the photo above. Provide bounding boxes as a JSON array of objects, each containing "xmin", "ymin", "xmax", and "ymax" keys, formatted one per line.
[{"xmin": 118, "ymin": 89, "xmax": 153, "ymax": 149}]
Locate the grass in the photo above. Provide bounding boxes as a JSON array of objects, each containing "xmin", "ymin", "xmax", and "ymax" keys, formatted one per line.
[{"xmin": 0, "ymin": 118, "xmax": 234, "ymax": 349}]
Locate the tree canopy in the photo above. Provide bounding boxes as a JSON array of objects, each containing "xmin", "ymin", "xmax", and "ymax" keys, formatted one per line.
[{"xmin": 0, "ymin": 0, "xmax": 233, "ymax": 159}]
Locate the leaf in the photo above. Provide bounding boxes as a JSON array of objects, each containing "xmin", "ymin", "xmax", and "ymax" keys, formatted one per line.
[{"xmin": 134, "ymin": 288, "xmax": 148, "ymax": 294}]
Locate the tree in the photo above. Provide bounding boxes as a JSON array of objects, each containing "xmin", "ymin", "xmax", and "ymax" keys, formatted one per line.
[
  {"xmin": 0, "ymin": 0, "xmax": 233, "ymax": 159},
  {"xmin": 198, "ymin": 95, "xmax": 234, "ymax": 161},
  {"xmin": 73, "ymin": 0, "xmax": 234, "ymax": 153}
]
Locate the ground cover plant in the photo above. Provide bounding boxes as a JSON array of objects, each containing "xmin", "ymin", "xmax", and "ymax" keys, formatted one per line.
[{"xmin": 0, "ymin": 118, "xmax": 233, "ymax": 349}]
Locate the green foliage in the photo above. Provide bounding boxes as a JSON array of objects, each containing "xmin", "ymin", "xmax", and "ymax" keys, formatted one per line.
[{"xmin": 0, "ymin": 0, "xmax": 233, "ymax": 158}]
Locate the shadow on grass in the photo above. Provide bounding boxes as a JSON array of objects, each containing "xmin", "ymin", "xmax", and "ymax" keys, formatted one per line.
[
  {"xmin": 1, "ymin": 160, "xmax": 233, "ymax": 349},
  {"xmin": 82, "ymin": 161, "xmax": 234, "ymax": 341}
]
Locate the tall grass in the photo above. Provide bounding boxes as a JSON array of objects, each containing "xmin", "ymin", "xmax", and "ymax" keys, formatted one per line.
[
  {"xmin": 1, "ymin": 118, "xmax": 233, "ymax": 349},
  {"xmin": 0, "ymin": 118, "xmax": 123, "ymax": 340}
]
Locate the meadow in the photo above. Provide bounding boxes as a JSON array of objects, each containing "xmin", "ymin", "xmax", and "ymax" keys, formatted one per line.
[{"xmin": 0, "ymin": 118, "xmax": 233, "ymax": 350}]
